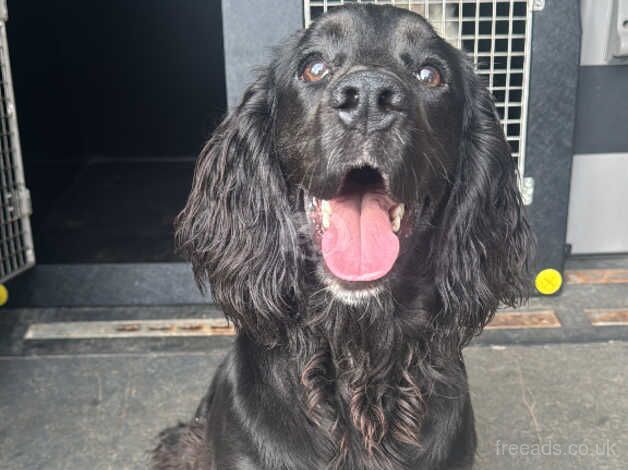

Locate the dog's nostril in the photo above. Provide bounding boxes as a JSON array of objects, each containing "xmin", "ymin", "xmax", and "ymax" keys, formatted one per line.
[
  {"xmin": 338, "ymin": 86, "xmax": 360, "ymax": 109},
  {"xmin": 377, "ymin": 88, "xmax": 403, "ymax": 112},
  {"xmin": 377, "ymin": 89, "xmax": 393, "ymax": 110}
]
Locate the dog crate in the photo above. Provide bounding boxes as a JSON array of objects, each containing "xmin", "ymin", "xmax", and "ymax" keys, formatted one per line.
[
  {"xmin": 3, "ymin": 0, "xmax": 580, "ymax": 306},
  {"xmin": 299, "ymin": 0, "xmax": 580, "ymax": 294},
  {"xmin": 0, "ymin": 0, "xmax": 34, "ymax": 285}
]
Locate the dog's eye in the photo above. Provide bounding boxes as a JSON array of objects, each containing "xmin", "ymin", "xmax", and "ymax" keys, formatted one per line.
[
  {"xmin": 301, "ymin": 59, "xmax": 330, "ymax": 82},
  {"xmin": 415, "ymin": 66, "xmax": 442, "ymax": 87}
]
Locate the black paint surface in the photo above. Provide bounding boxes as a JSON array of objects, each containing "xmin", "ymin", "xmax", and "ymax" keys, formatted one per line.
[{"xmin": 524, "ymin": 0, "xmax": 580, "ymax": 287}]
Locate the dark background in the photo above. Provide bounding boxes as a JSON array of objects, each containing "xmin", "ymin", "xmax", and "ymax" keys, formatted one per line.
[{"xmin": 7, "ymin": 0, "xmax": 227, "ymax": 263}]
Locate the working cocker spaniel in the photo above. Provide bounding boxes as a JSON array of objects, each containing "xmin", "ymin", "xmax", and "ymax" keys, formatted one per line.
[{"xmin": 153, "ymin": 4, "xmax": 532, "ymax": 469}]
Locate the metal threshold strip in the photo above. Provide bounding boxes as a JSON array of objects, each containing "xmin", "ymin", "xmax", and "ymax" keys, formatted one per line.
[
  {"xmin": 586, "ymin": 309, "xmax": 628, "ymax": 327},
  {"xmin": 485, "ymin": 310, "xmax": 561, "ymax": 330},
  {"xmin": 25, "ymin": 318, "xmax": 236, "ymax": 340},
  {"xmin": 24, "ymin": 311, "xmax": 562, "ymax": 341},
  {"xmin": 565, "ymin": 269, "xmax": 628, "ymax": 285}
]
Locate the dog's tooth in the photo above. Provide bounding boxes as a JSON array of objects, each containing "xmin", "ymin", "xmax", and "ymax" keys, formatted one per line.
[
  {"xmin": 390, "ymin": 204, "xmax": 404, "ymax": 233},
  {"xmin": 391, "ymin": 215, "xmax": 401, "ymax": 233},
  {"xmin": 321, "ymin": 200, "xmax": 332, "ymax": 223},
  {"xmin": 321, "ymin": 200, "xmax": 331, "ymax": 214},
  {"xmin": 391, "ymin": 203, "xmax": 405, "ymax": 220},
  {"xmin": 320, "ymin": 200, "xmax": 331, "ymax": 229},
  {"xmin": 322, "ymin": 212, "xmax": 331, "ymax": 229}
]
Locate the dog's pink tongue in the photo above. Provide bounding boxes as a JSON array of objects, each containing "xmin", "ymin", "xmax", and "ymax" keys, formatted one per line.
[{"xmin": 322, "ymin": 192, "xmax": 399, "ymax": 282}]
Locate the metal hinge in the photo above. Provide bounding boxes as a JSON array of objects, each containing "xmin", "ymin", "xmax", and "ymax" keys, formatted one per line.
[
  {"xmin": 6, "ymin": 187, "xmax": 33, "ymax": 219},
  {"xmin": 531, "ymin": 0, "xmax": 545, "ymax": 11},
  {"xmin": 521, "ymin": 177, "xmax": 535, "ymax": 206}
]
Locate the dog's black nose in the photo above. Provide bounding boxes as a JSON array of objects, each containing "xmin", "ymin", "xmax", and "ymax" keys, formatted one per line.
[{"xmin": 330, "ymin": 69, "xmax": 405, "ymax": 133}]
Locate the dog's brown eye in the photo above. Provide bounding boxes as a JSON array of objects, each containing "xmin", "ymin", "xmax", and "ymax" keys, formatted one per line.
[
  {"xmin": 416, "ymin": 66, "xmax": 442, "ymax": 87},
  {"xmin": 301, "ymin": 59, "xmax": 330, "ymax": 82}
]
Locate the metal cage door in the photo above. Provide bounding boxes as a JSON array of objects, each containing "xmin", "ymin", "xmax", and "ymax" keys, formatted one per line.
[
  {"xmin": 304, "ymin": 0, "xmax": 536, "ymax": 195},
  {"xmin": 0, "ymin": 1, "xmax": 34, "ymax": 285}
]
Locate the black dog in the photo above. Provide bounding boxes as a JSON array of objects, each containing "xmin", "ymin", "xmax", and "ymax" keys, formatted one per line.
[{"xmin": 153, "ymin": 5, "xmax": 532, "ymax": 469}]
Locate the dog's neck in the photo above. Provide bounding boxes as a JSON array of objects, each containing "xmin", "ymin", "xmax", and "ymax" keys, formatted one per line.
[{"xmin": 285, "ymin": 286, "xmax": 460, "ymax": 467}]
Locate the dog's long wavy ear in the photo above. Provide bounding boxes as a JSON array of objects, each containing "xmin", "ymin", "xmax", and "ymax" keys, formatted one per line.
[
  {"xmin": 175, "ymin": 72, "xmax": 300, "ymax": 346},
  {"xmin": 434, "ymin": 63, "xmax": 533, "ymax": 345}
]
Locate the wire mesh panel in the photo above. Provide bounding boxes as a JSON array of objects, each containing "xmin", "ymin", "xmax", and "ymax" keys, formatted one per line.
[
  {"xmin": 0, "ymin": 3, "xmax": 35, "ymax": 283},
  {"xmin": 304, "ymin": 0, "xmax": 534, "ymax": 178}
]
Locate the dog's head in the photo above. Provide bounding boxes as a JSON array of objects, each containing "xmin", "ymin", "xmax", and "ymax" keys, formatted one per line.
[{"xmin": 176, "ymin": 5, "xmax": 532, "ymax": 345}]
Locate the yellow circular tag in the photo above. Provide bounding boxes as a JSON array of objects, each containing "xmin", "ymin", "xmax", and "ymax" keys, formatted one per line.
[
  {"xmin": 535, "ymin": 268, "xmax": 562, "ymax": 295},
  {"xmin": 0, "ymin": 284, "xmax": 8, "ymax": 306}
]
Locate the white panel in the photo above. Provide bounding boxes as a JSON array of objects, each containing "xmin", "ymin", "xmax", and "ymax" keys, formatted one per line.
[
  {"xmin": 567, "ymin": 153, "xmax": 628, "ymax": 254},
  {"xmin": 580, "ymin": 0, "xmax": 628, "ymax": 66}
]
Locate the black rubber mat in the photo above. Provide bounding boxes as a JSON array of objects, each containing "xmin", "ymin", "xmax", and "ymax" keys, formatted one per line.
[
  {"xmin": 1, "ymin": 344, "xmax": 627, "ymax": 469},
  {"xmin": 0, "ymin": 352, "xmax": 222, "ymax": 469}
]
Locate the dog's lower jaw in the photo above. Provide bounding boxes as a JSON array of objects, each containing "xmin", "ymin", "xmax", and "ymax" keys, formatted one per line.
[{"xmin": 319, "ymin": 268, "xmax": 386, "ymax": 306}]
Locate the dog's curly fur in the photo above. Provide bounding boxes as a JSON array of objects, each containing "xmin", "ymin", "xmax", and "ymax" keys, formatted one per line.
[{"xmin": 153, "ymin": 5, "xmax": 532, "ymax": 469}]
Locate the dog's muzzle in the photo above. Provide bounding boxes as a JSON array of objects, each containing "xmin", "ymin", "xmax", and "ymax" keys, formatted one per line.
[{"xmin": 329, "ymin": 69, "xmax": 407, "ymax": 134}]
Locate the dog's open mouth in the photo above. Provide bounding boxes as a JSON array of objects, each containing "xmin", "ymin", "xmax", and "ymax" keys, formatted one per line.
[{"xmin": 308, "ymin": 166, "xmax": 408, "ymax": 282}]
